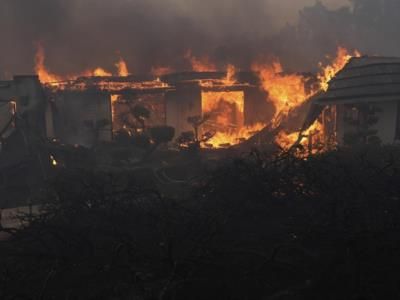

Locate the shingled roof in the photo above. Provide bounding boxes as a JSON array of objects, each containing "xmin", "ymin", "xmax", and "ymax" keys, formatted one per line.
[{"xmin": 317, "ymin": 56, "xmax": 400, "ymax": 104}]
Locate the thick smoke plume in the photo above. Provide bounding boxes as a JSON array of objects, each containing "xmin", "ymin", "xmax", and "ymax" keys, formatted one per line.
[{"xmin": 0, "ymin": 0, "xmax": 398, "ymax": 78}]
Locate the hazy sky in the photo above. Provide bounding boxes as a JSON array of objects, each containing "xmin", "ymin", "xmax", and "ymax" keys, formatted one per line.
[
  {"xmin": 267, "ymin": 0, "xmax": 349, "ymax": 27},
  {"xmin": 170, "ymin": 0, "xmax": 350, "ymax": 31}
]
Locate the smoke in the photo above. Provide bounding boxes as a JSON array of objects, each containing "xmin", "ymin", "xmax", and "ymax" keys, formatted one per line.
[{"xmin": 0, "ymin": 0, "xmax": 397, "ymax": 78}]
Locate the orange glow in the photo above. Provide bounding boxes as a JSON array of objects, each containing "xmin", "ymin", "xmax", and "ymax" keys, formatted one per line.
[
  {"xmin": 275, "ymin": 120, "xmax": 324, "ymax": 153},
  {"xmin": 115, "ymin": 57, "xmax": 130, "ymax": 76},
  {"xmin": 204, "ymin": 123, "xmax": 265, "ymax": 148},
  {"xmin": 202, "ymin": 91, "xmax": 244, "ymax": 116},
  {"xmin": 253, "ymin": 46, "xmax": 360, "ymax": 151},
  {"xmin": 111, "ymin": 94, "xmax": 119, "ymax": 124},
  {"xmin": 34, "ymin": 43, "xmax": 360, "ymax": 153},
  {"xmin": 223, "ymin": 64, "xmax": 237, "ymax": 86},
  {"xmin": 252, "ymin": 60, "xmax": 310, "ymax": 124},
  {"xmin": 151, "ymin": 66, "xmax": 174, "ymax": 77},
  {"xmin": 35, "ymin": 44, "xmax": 134, "ymax": 82},
  {"xmin": 201, "ymin": 91, "xmax": 254, "ymax": 148},
  {"xmin": 91, "ymin": 68, "xmax": 113, "ymax": 77},
  {"xmin": 318, "ymin": 47, "xmax": 361, "ymax": 91},
  {"xmin": 185, "ymin": 50, "xmax": 217, "ymax": 72},
  {"xmin": 35, "ymin": 43, "xmax": 64, "ymax": 84}
]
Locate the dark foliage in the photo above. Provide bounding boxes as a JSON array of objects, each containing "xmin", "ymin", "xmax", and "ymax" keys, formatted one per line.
[
  {"xmin": 2, "ymin": 147, "xmax": 400, "ymax": 299},
  {"xmin": 150, "ymin": 126, "xmax": 175, "ymax": 146}
]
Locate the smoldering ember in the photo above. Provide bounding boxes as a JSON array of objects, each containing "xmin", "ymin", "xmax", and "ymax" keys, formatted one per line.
[{"xmin": 2, "ymin": 1, "xmax": 400, "ymax": 299}]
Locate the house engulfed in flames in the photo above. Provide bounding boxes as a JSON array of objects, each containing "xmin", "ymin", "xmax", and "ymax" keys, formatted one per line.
[
  {"xmin": 1, "ymin": 46, "xmax": 369, "ymax": 157},
  {"xmin": 43, "ymin": 71, "xmax": 272, "ymax": 148}
]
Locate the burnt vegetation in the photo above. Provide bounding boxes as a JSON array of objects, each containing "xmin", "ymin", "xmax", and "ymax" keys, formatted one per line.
[{"xmin": 1, "ymin": 147, "xmax": 400, "ymax": 299}]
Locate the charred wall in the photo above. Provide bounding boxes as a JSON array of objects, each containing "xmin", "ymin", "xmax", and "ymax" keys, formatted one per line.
[
  {"xmin": 52, "ymin": 90, "xmax": 112, "ymax": 148},
  {"xmin": 165, "ymin": 82, "xmax": 202, "ymax": 138}
]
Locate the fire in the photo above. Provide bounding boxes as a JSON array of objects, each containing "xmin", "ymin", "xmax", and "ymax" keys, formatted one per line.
[
  {"xmin": 151, "ymin": 66, "xmax": 174, "ymax": 77},
  {"xmin": 35, "ymin": 44, "xmax": 133, "ymax": 83},
  {"xmin": 111, "ymin": 94, "xmax": 119, "ymax": 124},
  {"xmin": 275, "ymin": 120, "xmax": 324, "ymax": 153},
  {"xmin": 202, "ymin": 91, "xmax": 244, "ymax": 116},
  {"xmin": 35, "ymin": 43, "xmax": 64, "ymax": 84},
  {"xmin": 204, "ymin": 123, "xmax": 265, "ymax": 148},
  {"xmin": 252, "ymin": 60, "xmax": 310, "ymax": 124},
  {"xmin": 223, "ymin": 64, "xmax": 237, "ymax": 86},
  {"xmin": 201, "ymin": 91, "xmax": 253, "ymax": 148},
  {"xmin": 318, "ymin": 47, "xmax": 361, "ymax": 91},
  {"xmin": 253, "ymin": 46, "xmax": 360, "ymax": 151},
  {"xmin": 185, "ymin": 50, "xmax": 217, "ymax": 72},
  {"xmin": 91, "ymin": 68, "xmax": 113, "ymax": 77},
  {"xmin": 34, "ymin": 43, "xmax": 360, "ymax": 154},
  {"xmin": 116, "ymin": 57, "xmax": 130, "ymax": 77}
]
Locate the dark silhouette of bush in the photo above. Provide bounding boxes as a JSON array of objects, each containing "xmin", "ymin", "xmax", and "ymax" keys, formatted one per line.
[
  {"xmin": 2, "ymin": 147, "xmax": 400, "ymax": 299},
  {"xmin": 150, "ymin": 126, "xmax": 175, "ymax": 146}
]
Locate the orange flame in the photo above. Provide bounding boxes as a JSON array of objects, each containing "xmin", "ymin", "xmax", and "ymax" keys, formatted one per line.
[
  {"xmin": 252, "ymin": 60, "xmax": 310, "ymax": 124},
  {"xmin": 201, "ymin": 91, "xmax": 257, "ymax": 148},
  {"xmin": 35, "ymin": 44, "xmax": 133, "ymax": 82},
  {"xmin": 92, "ymin": 68, "xmax": 113, "ymax": 77},
  {"xmin": 115, "ymin": 57, "xmax": 130, "ymax": 77},
  {"xmin": 253, "ymin": 46, "xmax": 360, "ymax": 151},
  {"xmin": 151, "ymin": 66, "xmax": 174, "ymax": 77},
  {"xmin": 223, "ymin": 64, "xmax": 237, "ymax": 86},
  {"xmin": 276, "ymin": 120, "xmax": 324, "ymax": 153},
  {"xmin": 34, "ymin": 43, "xmax": 64, "ymax": 84},
  {"xmin": 185, "ymin": 50, "xmax": 217, "ymax": 72},
  {"xmin": 318, "ymin": 47, "xmax": 361, "ymax": 91},
  {"xmin": 204, "ymin": 123, "xmax": 265, "ymax": 148}
]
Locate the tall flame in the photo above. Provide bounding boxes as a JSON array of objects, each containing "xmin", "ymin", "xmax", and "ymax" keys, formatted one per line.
[
  {"xmin": 204, "ymin": 123, "xmax": 265, "ymax": 148},
  {"xmin": 318, "ymin": 47, "xmax": 361, "ymax": 91},
  {"xmin": 91, "ymin": 68, "xmax": 113, "ymax": 77},
  {"xmin": 34, "ymin": 43, "xmax": 360, "ymax": 153},
  {"xmin": 34, "ymin": 43, "xmax": 63, "ymax": 84},
  {"xmin": 252, "ymin": 60, "xmax": 310, "ymax": 123},
  {"xmin": 223, "ymin": 64, "xmax": 237, "ymax": 86},
  {"xmin": 35, "ymin": 44, "xmax": 133, "ymax": 81},
  {"xmin": 115, "ymin": 57, "xmax": 130, "ymax": 77},
  {"xmin": 253, "ymin": 46, "xmax": 360, "ymax": 151}
]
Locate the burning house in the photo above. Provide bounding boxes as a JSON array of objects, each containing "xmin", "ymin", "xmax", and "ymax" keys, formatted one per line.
[
  {"xmin": 43, "ymin": 71, "xmax": 271, "ymax": 149},
  {"xmin": 162, "ymin": 71, "xmax": 269, "ymax": 147},
  {"xmin": 316, "ymin": 56, "xmax": 400, "ymax": 146},
  {"xmin": 0, "ymin": 46, "xmax": 365, "ymax": 163}
]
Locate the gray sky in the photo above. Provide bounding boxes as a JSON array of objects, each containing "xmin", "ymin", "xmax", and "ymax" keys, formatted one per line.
[{"xmin": 0, "ymin": 0, "xmax": 353, "ymax": 76}]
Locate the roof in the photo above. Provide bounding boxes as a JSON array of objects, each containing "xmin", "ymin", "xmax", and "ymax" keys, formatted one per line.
[{"xmin": 317, "ymin": 56, "xmax": 400, "ymax": 104}]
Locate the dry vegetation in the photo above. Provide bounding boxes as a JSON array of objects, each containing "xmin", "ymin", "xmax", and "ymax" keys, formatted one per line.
[{"xmin": 1, "ymin": 146, "xmax": 400, "ymax": 299}]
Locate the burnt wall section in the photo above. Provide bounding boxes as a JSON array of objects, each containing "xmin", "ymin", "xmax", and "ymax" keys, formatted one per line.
[
  {"xmin": 0, "ymin": 76, "xmax": 49, "ymax": 208},
  {"xmin": 165, "ymin": 83, "xmax": 201, "ymax": 138},
  {"xmin": 13, "ymin": 76, "xmax": 47, "ymax": 136},
  {"xmin": 0, "ymin": 76, "xmax": 47, "ymax": 137},
  {"xmin": 53, "ymin": 90, "xmax": 112, "ymax": 148},
  {"xmin": 112, "ymin": 92, "xmax": 166, "ymax": 133},
  {"xmin": 0, "ymin": 75, "xmax": 47, "ymax": 160},
  {"xmin": 244, "ymin": 87, "xmax": 273, "ymax": 126}
]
